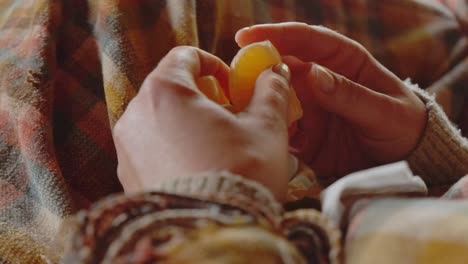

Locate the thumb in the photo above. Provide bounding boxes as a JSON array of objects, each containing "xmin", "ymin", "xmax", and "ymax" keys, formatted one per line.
[
  {"xmin": 244, "ymin": 63, "xmax": 292, "ymax": 130},
  {"xmin": 307, "ymin": 64, "xmax": 396, "ymax": 129}
]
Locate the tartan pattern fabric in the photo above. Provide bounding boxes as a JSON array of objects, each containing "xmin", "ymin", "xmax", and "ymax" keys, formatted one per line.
[{"xmin": 0, "ymin": 0, "xmax": 466, "ymax": 262}]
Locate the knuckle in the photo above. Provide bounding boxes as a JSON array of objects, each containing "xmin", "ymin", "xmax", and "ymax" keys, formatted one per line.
[
  {"xmin": 142, "ymin": 46, "xmax": 203, "ymax": 102},
  {"xmin": 208, "ymin": 111, "xmax": 237, "ymax": 129},
  {"xmin": 162, "ymin": 46, "xmax": 198, "ymax": 72},
  {"xmin": 337, "ymin": 76, "xmax": 360, "ymax": 107},
  {"xmin": 347, "ymin": 41, "xmax": 373, "ymax": 78},
  {"xmin": 167, "ymin": 46, "xmax": 197, "ymax": 60},
  {"xmin": 257, "ymin": 110, "xmax": 287, "ymax": 132},
  {"xmin": 143, "ymin": 70, "xmax": 199, "ymax": 102},
  {"xmin": 345, "ymin": 37, "xmax": 369, "ymax": 58},
  {"xmin": 263, "ymin": 75, "xmax": 290, "ymax": 107},
  {"xmin": 269, "ymin": 75, "xmax": 289, "ymax": 95},
  {"xmin": 163, "ymin": 77, "xmax": 199, "ymax": 98},
  {"xmin": 266, "ymin": 91, "xmax": 286, "ymax": 111}
]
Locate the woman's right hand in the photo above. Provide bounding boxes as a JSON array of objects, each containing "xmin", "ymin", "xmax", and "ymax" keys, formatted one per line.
[
  {"xmin": 113, "ymin": 46, "xmax": 294, "ymax": 200},
  {"xmin": 236, "ymin": 23, "xmax": 427, "ymax": 181}
]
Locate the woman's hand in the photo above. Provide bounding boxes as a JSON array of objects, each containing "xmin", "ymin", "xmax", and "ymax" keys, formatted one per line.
[
  {"xmin": 113, "ymin": 46, "xmax": 292, "ymax": 200},
  {"xmin": 236, "ymin": 23, "xmax": 427, "ymax": 182}
]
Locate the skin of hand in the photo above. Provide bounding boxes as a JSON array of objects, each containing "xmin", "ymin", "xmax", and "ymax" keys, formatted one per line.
[
  {"xmin": 236, "ymin": 22, "xmax": 427, "ymax": 181},
  {"xmin": 113, "ymin": 46, "xmax": 293, "ymax": 200}
]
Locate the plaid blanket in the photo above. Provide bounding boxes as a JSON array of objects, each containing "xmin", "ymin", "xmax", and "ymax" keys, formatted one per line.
[{"xmin": 0, "ymin": 0, "xmax": 466, "ymax": 262}]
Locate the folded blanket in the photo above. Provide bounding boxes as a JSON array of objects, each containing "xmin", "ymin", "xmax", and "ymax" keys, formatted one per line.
[{"xmin": 345, "ymin": 197, "xmax": 468, "ymax": 264}]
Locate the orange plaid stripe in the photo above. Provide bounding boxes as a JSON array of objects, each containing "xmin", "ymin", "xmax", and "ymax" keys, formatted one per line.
[{"xmin": 0, "ymin": 0, "xmax": 466, "ymax": 262}]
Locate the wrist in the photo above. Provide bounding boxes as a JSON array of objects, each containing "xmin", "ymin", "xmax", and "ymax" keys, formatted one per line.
[
  {"xmin": 405, "ymin": 79, "xmax": 468, "ymax": 188},
  {"xmin": 63, "ymin": 171, "xmax": 341, "ymax": 263}
]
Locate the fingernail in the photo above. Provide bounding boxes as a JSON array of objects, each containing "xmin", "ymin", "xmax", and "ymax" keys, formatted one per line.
[
  {"xmin": 272, "ymin": 63, "xmax": 291, "ymax": 83},
  {"xmin": 313, "ymin": 65, "xmax": 335, "ymax": 93}
]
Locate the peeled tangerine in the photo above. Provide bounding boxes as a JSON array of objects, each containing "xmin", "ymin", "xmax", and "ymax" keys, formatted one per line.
[
  {"xmin": 197, "ymin": 40, "xmax": 303, "ymax": 126},
  {"xmin": 230, "ymin": 40, "xmax": 303, "ymax": 125}
]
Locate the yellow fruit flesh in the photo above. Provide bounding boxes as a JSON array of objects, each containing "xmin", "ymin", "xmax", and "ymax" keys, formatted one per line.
[
  {"xmin": 230, "ymin": 40, "xmax": 303, "ymax": 125},
  {"xmin": 196, "ymin": 40, "xmax": 303, "ymax": 126},
  {"xmin": 229, "ymin": 41, "xmax": 283, "ymax": 112}
]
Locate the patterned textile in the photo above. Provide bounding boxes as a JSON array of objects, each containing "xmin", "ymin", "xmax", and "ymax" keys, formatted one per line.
[
  {"xmin": 0, "ymin": 0, "xmax": 466, "ymax": 262},
  {"xmin": 60, "ymin": 172, "xmax": 341, "ymax": 264},
  {"xmin": 345, "ymin": 197, "xmax": 468, "ymax": 264}
]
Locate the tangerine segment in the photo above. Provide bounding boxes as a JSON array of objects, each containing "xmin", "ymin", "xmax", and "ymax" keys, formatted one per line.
[
  {"xmin": 230, "ymin": 40, "xmax": 303, "ymax": 124},
  {"xmin": 230, "ymin": 41, "xmax": 281, "ymax": 112},
  {"xmin": 196, "ymin": 76, "xmax": 230, "ymax": 106}
]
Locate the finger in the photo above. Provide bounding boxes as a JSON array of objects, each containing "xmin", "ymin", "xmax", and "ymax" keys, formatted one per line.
[
  {"xmin": 145, "ymin": 46, "xmax": 230, "ymax": 95},
  {"xmin": 244, "ymin": 63, "xmax": 291, "ymax": 131},
  {"xmin": 236, "ymin": 23, "xmax": 351, "ymax": 62},
  {"xmin": 305, "ymin": 63, "xmax": 400, "ymax": 130},
  {"xmin": 236, "ymin": 23, "xmax": 400, "ymax": 94}
]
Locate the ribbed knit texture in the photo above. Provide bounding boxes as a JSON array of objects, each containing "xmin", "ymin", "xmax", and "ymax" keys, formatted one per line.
[
  {"xmin": 407, "ymin": 81, "xmax": 468, "ymax": 188},
  {"xmin": 158, "ymin": 171, "xmax": 284, "ymax": 221},
  {"xmin": 61, "ymin": 171, "xmax": 342, "ymax": 264}
]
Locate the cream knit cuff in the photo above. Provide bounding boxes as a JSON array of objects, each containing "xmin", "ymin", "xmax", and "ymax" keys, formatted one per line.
[
  {"xmin": 155, "ymin": 171, "xmax": 342, "ymax": 263},
  {"xmin": 156, "ymin": 171, "xmax": 284, "ymax": 221},
  {"xmin": 406, "ymin": 80, "xmax": 468, "ymax": 187}
]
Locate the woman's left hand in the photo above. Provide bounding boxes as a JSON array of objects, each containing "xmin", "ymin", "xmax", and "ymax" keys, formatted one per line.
[{"xmin": 236, "ymin": 23, "xmax": 427, "ymax": 180}]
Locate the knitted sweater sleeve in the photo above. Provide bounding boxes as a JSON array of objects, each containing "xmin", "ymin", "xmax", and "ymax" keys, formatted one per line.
[
  {"xmin": 61, "ymin": 171, "xmax": 341, "ymax": 263},
  {"xmin": 406, "ymin": 81, "xmax": 468, "ymax": 187}
]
